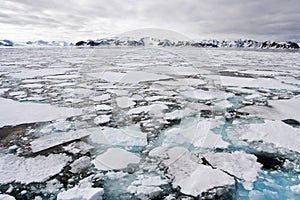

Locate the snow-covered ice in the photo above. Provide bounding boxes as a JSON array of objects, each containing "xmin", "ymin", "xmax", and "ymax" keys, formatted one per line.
[
  {"xmin": 0, "ymin": 153, "xmax": 71, "ymax": 184},
  {"xmin": 1, "ymin": 46, "xmax": 300, "ymax": 199},
  {"xmin": 57, "ymin": 187, "xmax": 104, "ymax": 200},
  {"xmin": 0, "ymin": 97, "xmax": 81, "ymax": 128},
  {"xmin": 203, "ymin": 151, "xmax": 261, "ymax": 190},
  {"xmin": 89, "ymin": 126, "xmax": 147, "ymax": 147},
  {"xmin": 92, "ymin": 148, "xmax": 140, "ymax": 170},
  {"xmin": 30, "ymin": 128, "xmax": 97, "ymax": 153},
  {"xmin": 228, "ymin": 120, "xmax": 300, "ymax": 153}
]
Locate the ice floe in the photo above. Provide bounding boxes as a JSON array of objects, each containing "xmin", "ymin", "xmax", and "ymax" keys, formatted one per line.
[
  {"xmin": 162, "ymin": 119, "xmax": 229, "ymax": 150},
  {"xmin": 220, "ymin": 76, "xmax": 299, "ymax": 91},
  {"xmin": 116, "ymin": 96, "xmax": 136, "ymax": 108},
  {"xmin": 0, "ymin": 153, "xmax": 71, "ymax": 184},
  {"xmin": 57, "ymin": 187, "xmax": 104, "ymax": 200},
  {"xmin": 203, "ymin": 151, "xmax": 261, "ymax": 190},
  {"xmin": 229, "ymin": 120, "xmax": 300, "ymax": 153},
  {"xmin": 30, "ymin": 128, "xmax": 97, "ymax": 153},
  {"xmin": 92, "ymin": 148, "xmax": 140, "ymax": 170},
  {"xmin": 0, "ymin": 97, "xmax": 81, "ymax": 128},
  {"xmin": 156, "ymin": 147, "xmax": 235, "ymax": 197},
  {"xmin": 89, "ymin": 126, "xmax": 147, "ymax": 147}
]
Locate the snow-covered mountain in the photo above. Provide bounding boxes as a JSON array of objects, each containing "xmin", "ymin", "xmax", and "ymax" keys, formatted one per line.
[
  {"xmin": 0, "ymin": 39, "xmax": 14, "ymax": 46},
  {"xmin": 75, "ymin": 37, "xmax": 299, "ymax": 49},
  {"xmin": 0, "ymin": 40, "xmax": 73, "ymax": 47},
  {"xmin": 1, "ymin": 38, "xmax": 298, "ymax": 49}
]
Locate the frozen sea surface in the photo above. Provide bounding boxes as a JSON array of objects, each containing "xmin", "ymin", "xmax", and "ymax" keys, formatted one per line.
[{"xmin": 0, "ymin": 47, "xmax": 299, "ymax": 199}]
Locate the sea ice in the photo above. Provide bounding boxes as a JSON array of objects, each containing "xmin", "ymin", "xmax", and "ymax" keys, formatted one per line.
[
  {"xmin": 57, "ymin": 187, "xmax": 104, "ymax": 200},
  {"xmin": 94, "ymin": 104, "xmax": 112, "ymax": 111},
  {"xmin": 0, "ymin": 97, "xmax": 81, "ymax": 128},
  {"xmin": 119, "ymin": 71, "xmax": 171, "ymax": 84},
  {"xmin": 91, "ymin": 94, "xmax": 111, "ymax": 102},
  {"xmin": 128, "ymin": 104, "xmax": 168, "ymax": 116},
  {"xmin": 89, "ymin": 126, "xmax": 147, "ymax": 147},
  {"xmin": 157, "ymin": 147, "xmax": 235, "ymax": 197},
  {"xmin": 0, "ymin": 194, "xmax": 16, "ymax": 200},
  {"xmin": 181, "ymin": 89, "xmax": 233, "ymax": 101},
  {"xmin": 116, "ymin": 96, "xmax": 136, "ymax": 108},
  {"xmin": 203, "ymin": 151, "xmax": 261, "ymax": 190},
  {"xmin": 220, "ymin": 76, "xmax": 299, "ymax": 91},
  {"xmin": 162, "ymin": 119, "xmax": 229, "ymax": 150},
  {"xmin": 94, "ymin": 115, "xmax": 111, "ymax": 125},
  {"xmin": 0, "ymin": 153, "xmax": 71, "ymax": 184},
  {"xmin": 92, "ymin": 148, "xmax": 140, "ymax": 171},
  {"xmin": 290, "ymin": 184, "xmax": 300, "ymax": 195},
  {"xmin": 69, "ymin": 156, "xmax": 91, "ymax": 174},
  {"xmin": 230, "ymin": 120, "xmax": 300, "ymax": 153},
  {"xmin": 30, "ymin": 128, "xmax": 98, "ymax": 153}
]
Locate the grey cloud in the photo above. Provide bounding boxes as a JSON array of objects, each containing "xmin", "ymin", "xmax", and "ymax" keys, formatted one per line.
[{"xmin": 1, "ymin": 0, "xmax": 299, "ymax": 41}]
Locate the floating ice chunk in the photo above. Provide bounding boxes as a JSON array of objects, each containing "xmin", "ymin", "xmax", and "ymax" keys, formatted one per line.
[
  {"xmin": 94, "ymin": 104, "xmax": 112, "ymax": 111},
  {"xmin": 181, "ymin": 89, "xmax": 232, "ymax": 101},
  {"xmin": 31, "ymin": 128, "xmax": 98, "ymax": 153},
  {"xmin": 0, "ymin": 88, "xmax": 9, "ymax": 95},
  {"xmin": 244, "ymin": 93, "xmax": 262, "ymax": 100},
  {"xmin": 220, "ymin": 76, "xmax": 298, "ymax": 90},
  {"xmin": 57, "ymin": 187, "xmax": 104, "ymax": 200},
  {"xmin": 203, "ymin": 151, "xmax": 261, "ymax": 190},
  {"xmin": 63, "ymin": 141, "xmax": 94, "ymax": 155},
  {"xmin": 162, "ymin": 119, "xmax": 229, "ymax": 150},
  {"xmin": 89, "ymin": 126, "xmax": 147, "ymax": 147},
  {"xmin": 119, "ymin": 71, "xmax": 171, "ymax": 84},
  {"xmin": 127, "ymin": 185, "xmax": 162, "ymax": 198},
  {"xmin": 269, "ymin": 96, "xmax": 300, "ymax": 121},
  {"xmin": 94, "ymin": 115, "xmax": 110, "ymax": 125},
  {"xmin": 0, "ymin": 194, "xmax": 16, "ymax": 200},
  {"xmin": 239, "ymin": 95, "xmax": 300, "ymax": 121},
  {"xmin": 116, "ymin": 96, "xmax": 136, "ymax": 108},
  {"xmin": 21, "ymin": 83, "xmax": 44, "ymax": 89},
  {"xmin": 290, "ymin": 184, "xmax": 300, "ymax": 194},
  {"xmin": 0, "ymin": 153, "xmax": 71, "ymax": 184},
  {"xmin": 161, "ymin": 147, "xmax": 234, "ymax": 197},
  {"xmin": 178, "ymin": 164, "xmax": 235, "ymax": 197},
  {"xmin": 10, "ymin": 68, "xmax": 72, "ymax": 79},
  {"xmin": 164, "ymin": 108, "xmax": 196, "ymax": 120},
  {"xmin": 155, "ymin": 78, "xmax": 206, "ymax": 86},
  {"xmin": 131, "ymin": 175, "xmax": 168, "ymax": 187},
  {"xmin": 70, "ymin": 156, "xmax": 91, "ymax": 174},
  {"xmin": 8, "ymin": 91, "xmax": 26, "ymax": 97},
  {"xmin": 92, "ymin": 148, "xmax": 140, "ymax": 170},
  {"xmin": 45, "ymin": 74, "xmax": 79, "ymax": 80},
  {"xmin": 128, "ymin": 104, "xmax": 168, "ymax": 116},
  {"xmin": 97, "ymin": 71, "xmax": 126, "ymax": 83},
  {"xmin": 213, "ymin": 100, "xmax": 234, "ymax": 109},
  {"xmin": 234, "ymin": 120, "xmax": 300, "ymax": 153},
  {"xmin": 0, "ymin": 97, "xmax": 81, "ymax": 128},
  {"xmin": 92, "ymin": 94, "xmax": 111, "ymax": 102}
]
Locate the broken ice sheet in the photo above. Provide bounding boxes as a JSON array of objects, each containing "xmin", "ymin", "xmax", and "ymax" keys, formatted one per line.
[
  {"xmin": 238, "ymin": 95, "xmax": 300, "ymax": 121},
  {"xmin": 203, "ymin": 151, "xmax": 262, "ymax": 190},
  {"xmin": 30, "ymin": 127, "xmax": 98, "ymax": 153},
  {"xmin": 161, "ymin": 118, "xmax": 229, "ymax": 150},
  {"xmin": 149, "ymin": 147, "xmax": 235, "ymax": 197},
  {"xmin": 92, "ymin": 148, "xmax": 140, "ymax": 171},
  {"xmin": 0, "ymin": 97, "xmax": 82, "ymax": 128},
  {"xmin": 227, "ymin": 120, "xmax": 300, "ymax": 153},
  {"xmin": 0, "ymin": 153, "xmax": 71, "ymax": 184},
  {"xmin": 88, "ymin": 126, "xmax": 147, "ymax": 147}
]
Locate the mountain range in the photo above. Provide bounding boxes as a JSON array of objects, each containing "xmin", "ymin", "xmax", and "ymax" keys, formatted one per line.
[{"xmin": 1, "ymin": 38, "xmax": 299, "ymax": 49}]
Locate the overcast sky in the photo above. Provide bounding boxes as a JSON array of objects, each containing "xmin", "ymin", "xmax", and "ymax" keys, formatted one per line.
[{"xmin": 1, "ymin": 0, "xmax": 299, "ymax": 42}]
